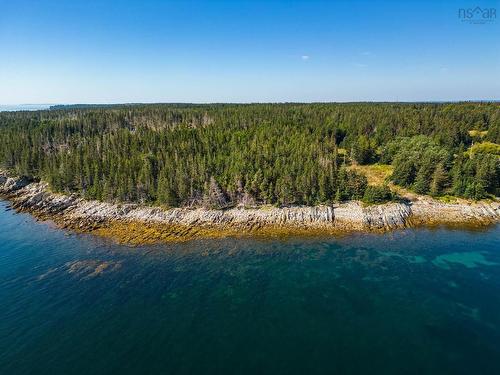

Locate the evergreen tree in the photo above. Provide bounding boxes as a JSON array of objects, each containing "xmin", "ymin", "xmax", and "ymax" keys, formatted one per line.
[
  {"xmin": 429, "ymin": 163, "xmax": 448, "ymax": 196},
  {"xmin": 0, "ymin": 102, "xmax": 498, "ymax": 206}
]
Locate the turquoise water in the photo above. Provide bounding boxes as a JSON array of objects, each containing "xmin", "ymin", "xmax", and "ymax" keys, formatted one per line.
[{"xmin": 0, "ymin": 200, "xmax": 499, "ymax": 374}]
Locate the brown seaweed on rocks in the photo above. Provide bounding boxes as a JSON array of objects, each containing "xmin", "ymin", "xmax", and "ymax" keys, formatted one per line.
[{"xmin": 1, "ymin": 171, "xmax": 499, "ymax": 245}]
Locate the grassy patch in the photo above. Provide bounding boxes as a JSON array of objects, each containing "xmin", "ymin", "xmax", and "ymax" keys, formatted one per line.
[
  {"xmin": 468, "ymin": 130, "xmax": 488, "ymax": 138},
  {"xmin": 436, "ymin": 195, "xmax": 460, "ymax": 204},
  {"xmin": 348, "ymin": 164, "xmax": 393, "ymax": 186}
]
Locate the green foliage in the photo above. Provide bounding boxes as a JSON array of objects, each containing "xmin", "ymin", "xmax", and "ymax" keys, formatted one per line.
[
  {"xmin": 451, "ymin": 153, "xmax": 499, "ymax": 198},
  {"xmin": 429, "ymin": 163, "xmax": 449, "ymax": 196},
  {"xmin": 335, "ymin": 167, "xmax": 368, "ymax": 201},
  {"xmin": 387, "ymin": 136, "xmax": 452, "ymax": 194},
  {"xmin": 0, "ymin": 102, "xmax": 499, "ymax": 206},
  {"xmin": 466, "ymin": 141, "xmax": 500, "ymax": 156},
  {"xmin": 464, "ymin": 182, "xmax": 487, "ymax": 200},
  {"xmin": 362, "ymin": 185, "xmax": 393, "ymax": 204},
  {"xmin": 351, "ymin": 135, "xmax": 376, "ymax": 165}
]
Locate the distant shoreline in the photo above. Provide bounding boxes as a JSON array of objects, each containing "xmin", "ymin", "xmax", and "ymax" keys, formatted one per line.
[
  {"xmin": 2, "ymin": 100, "xmax": 500, "ymax": 113},
  {"xmin": 1, "ymin": 172, "xmax": 499, "ymax": 245},
  {"xmin": 0, "ymin": 104, "xmax": 53, "ymax": 112}
]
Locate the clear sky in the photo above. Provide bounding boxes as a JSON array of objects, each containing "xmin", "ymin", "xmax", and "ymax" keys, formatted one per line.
[{"xmin": 0, "ymin": 0, "xmax": 498, "ymax": 104}]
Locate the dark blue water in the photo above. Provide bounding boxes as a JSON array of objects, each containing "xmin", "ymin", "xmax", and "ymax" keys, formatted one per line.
[{"xmin": 1, "ymin": 200, "xmax": 499, "ymax": 375}]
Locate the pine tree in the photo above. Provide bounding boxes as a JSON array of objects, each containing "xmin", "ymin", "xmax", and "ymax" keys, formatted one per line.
[{"xmin": 429, "ymin": 164, "xmax": 448, "ymax": 196}]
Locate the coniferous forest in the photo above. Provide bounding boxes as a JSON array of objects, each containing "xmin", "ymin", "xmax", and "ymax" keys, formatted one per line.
[{"xmin": 0, "ymin": 103, "xmax": 499, "ymax": 207}]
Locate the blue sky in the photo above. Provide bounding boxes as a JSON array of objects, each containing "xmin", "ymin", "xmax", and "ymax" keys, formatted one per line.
[{"xmin": 0, "ymin": 0, "xmax": 498, "ymax": 104}]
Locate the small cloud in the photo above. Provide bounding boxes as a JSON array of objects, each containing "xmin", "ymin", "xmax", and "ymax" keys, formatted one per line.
[
  {"xmin": 301, "ymin": 55, "xmax": 310, "ymax": 61},
  {"xmin": 440, "ymin": 67, "xmax": 449, "ymax": 73},
  {"xmin": 361, "ymin": 51, "xmax": 371, "ymax": 56},
  {"xmin": 354, "ymin": 63, "xmax": 368, "ymax": 68}
]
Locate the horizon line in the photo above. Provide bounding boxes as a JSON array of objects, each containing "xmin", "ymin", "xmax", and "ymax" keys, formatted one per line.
[{"xmin": 2, "ymin": 99, "xmax": 500, "ymax": 107}]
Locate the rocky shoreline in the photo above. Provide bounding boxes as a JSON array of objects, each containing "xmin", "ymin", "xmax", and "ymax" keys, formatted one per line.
[{"xmin": 1, "ymin": 171, "xmax": 499, "ymax": 244}]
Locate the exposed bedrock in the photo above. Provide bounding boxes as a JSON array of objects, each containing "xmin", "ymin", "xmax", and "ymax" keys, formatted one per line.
[{"xmin": 1, "ymin": 171, "xmax": 499, "ymax": 242}]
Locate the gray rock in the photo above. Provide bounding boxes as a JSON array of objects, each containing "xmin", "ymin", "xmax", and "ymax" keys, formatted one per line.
[{"xmin": 1, "ymin": 170, "xmax": 499, "ymax": 235}]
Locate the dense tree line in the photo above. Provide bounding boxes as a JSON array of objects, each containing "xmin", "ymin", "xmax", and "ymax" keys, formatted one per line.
[
  {"xmin": 0, "ymin": 103, "xmax": 498, "ymax": 207},
  {"xmin": 381, "ymin": 135, "xmax": 499, "ymax": 199}
]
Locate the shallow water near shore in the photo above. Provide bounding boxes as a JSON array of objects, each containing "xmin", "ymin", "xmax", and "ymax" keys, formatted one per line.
[{"xmin": 1, "ymin": 200, "xmax": 500, "ymax": 374}]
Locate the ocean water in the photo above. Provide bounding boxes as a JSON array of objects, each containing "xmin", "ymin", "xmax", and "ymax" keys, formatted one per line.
[
  {"xmin": 0, "ymin": 104, "xmax": 52, "ymax": 112},
  {"xmin": 0, "ymin": 200, "xmax": 499, "ymax": 375}
]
